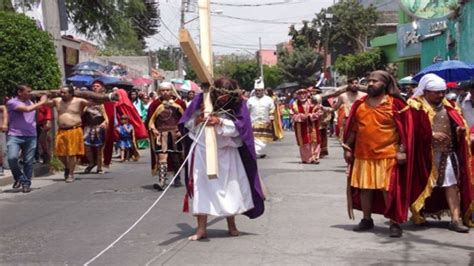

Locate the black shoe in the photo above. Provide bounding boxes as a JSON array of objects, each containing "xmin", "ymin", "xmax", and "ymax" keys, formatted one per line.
[
  {"xmin": 153, "ymin": 183, "xmax": 164, "ymax": 191},
  {"xmin": 173, "ymin": 179, "xmax": 183, "ymax": 187},
  {"xmin": 64, "ymin": 169, "xmax": 70, "ymax": 180},
  {"xmin": 12, "ymin": 180, "xmax": 21, "ymax": 189},
  {"xmin": 258, "ymin": 154, "xmax": 266, "ymax": 159},
  {"xmin": 448, "ymin": 221, "xmax": 469, "ymax": 233},
  {"xmin": 389, "ymin": 223, "xmax": 403, "ymax": 238},
  {"xmin": 22, "ymin": 185, "xmax": 31, "ymax": 193},
  {"xmin": 84, "ymin": 164, "xmax": 96, "ymax": 174},
  {"xmin": 353, "ymin": 218, "xmax": 374, "ymax": 232}
]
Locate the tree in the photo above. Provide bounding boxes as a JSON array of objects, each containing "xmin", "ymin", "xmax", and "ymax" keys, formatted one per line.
[
  {"xmin": 311, "ymin": 0, "xmax": 378, "ymax": 54},
  {"xmin": 263, "ymin": 65, "xmax": 284, "ymax": 89},
  {"xmin": 0, "ymin": 1, "xmax": 161, "ymax": 55},
  {"xmin": 214, "ymin": 56, "xmax": 258, "ymax": 91},
  {"xmin": 277, "ymin": 46, "xmax": 322, "ymax": 87},
  {"xmin": 333, "ymin": 48, "xmax": 386, "ymax": 78},
  {"xmin": 67, "ymin": 0, "xmax": 160, "ymax": 54},
  {"xmin": 0, "ymin": 11, "xmax": 61, "ymax": 98}
]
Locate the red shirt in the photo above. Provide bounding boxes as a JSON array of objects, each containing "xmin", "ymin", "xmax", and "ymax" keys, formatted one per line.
[{"xmin": 37, "ymin": 105, "xmax": 52, "ymax": 124}]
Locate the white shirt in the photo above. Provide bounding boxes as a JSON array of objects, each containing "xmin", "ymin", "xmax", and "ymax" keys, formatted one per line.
[
  {"xmin": 246, "ymin": 95, "xmax": 275, "ymax": 124},
  {"xmin": 460, "ymin": 92, "xmax": 474, "ymax": 128}
]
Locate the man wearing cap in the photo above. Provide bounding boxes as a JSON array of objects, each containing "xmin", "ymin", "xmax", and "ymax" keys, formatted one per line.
[
  {"xmin": 343, "ymin": 70, "xmax": 413, "ymax": 237},
  {"xmin": 409, "ymin": 73, "xmax": 473, "ymax": 233},
  {"xmin": 247, "ymin": 78, "xmax": 275, "ymax": 158},
  {"xmin": 146, "ymin": 82, "xmax": 187, "ymax": 190},
  {"xmin": 292, "ymin": 88, "xmax": 323, "ymax": 164}
]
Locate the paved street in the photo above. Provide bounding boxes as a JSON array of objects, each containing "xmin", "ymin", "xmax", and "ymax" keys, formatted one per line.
[{"xmin": 0, "ymin": 133, "xmax": 473, "ymax": 265}]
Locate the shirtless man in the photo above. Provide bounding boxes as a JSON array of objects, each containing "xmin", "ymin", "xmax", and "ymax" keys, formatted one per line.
[
  {"xmin": 330, "ymin": 78, "xmax": 366, "ymax": 139},
  {"xmin": 47, "ymin": 85, "xmax": 98, "ymax": 182}
]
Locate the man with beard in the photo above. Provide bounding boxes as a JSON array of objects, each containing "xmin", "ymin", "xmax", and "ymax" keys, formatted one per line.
[
  {"xmin": 47, "ymin": 85, "xmax": 102, "ymax": 182},
  {"xmin": 409, "ymin": 74, "xmax": 473, "ymax": 232},
  {"xmin": 146, "ymin": 82, "xmax": 186, "ymax": 190},
  {"xmin": 343, "ymin": 70, "xmax": 413, "ymax": 237},
  {"xmin": 292, "ymin": 88, "xmax": 323, "ymax": 164},
  {"xmin": 247, "ymin": 79, "xmax": 275, "ymax": 158},
  {"xmin": 179, "ymin": 78, "xmax": 265, "ymax": 241},
  {"xmin": 331, "ymin": 78, "xmax": 366, "ymax": 140}
]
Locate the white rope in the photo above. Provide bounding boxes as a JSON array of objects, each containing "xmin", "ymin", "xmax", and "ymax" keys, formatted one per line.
[{"xmin": 84, "ymin": 117, "xmax": 209, "ymax": 266}]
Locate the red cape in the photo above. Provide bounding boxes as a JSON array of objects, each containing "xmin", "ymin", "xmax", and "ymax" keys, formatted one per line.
[
  {"xmin": 115, "ymin": 89, "xmax": 148, "ymax": 139},
  {"xmin": 409, "ymin": 99, "xmax": 473, "ymax": 226},
  {"xmin": 291, "ymin": 100, "xmax": 321, "ymax": 146},
  {"xmin": 343, "ymin": 96, "xmax": 414, "ymax": 223}
]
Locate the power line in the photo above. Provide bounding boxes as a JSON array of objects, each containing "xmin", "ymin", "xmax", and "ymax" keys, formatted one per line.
[
  {"xmin": 213, "ymin": 14, "xmax": 300, "ymax": 24},
  {"xmin": 210, "ymin": 0, "xmax": 307, "ymax": 7}
]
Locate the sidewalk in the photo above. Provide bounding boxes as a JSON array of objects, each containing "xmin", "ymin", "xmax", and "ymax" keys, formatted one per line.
[{"xmin": 0, "ymin": 164, "xmax": 51, "ymax": 187}]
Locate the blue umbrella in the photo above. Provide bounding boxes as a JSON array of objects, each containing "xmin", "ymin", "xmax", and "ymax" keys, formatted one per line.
[
  {"xmin": 73, "ymin": 61, "xmax": 105, "ymax": 71},
  {"xmin": 413, "ymin": 60, "xmax": 474, "ymax": 82},
  {"xmin": 66, "ymin": 75, "xmax": 94, "ymax": 87},
  {"xmin": 86, "ymin": 76, "xmax": 121, "ymax": 87}
]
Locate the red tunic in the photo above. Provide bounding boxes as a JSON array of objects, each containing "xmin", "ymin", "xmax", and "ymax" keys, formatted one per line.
[{"xmin": 291, "ymin": 100, "xmax": 321, "ymax": 146}]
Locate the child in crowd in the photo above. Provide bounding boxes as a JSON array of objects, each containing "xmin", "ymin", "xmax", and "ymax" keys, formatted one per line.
[
  {"xmin": 280, "ymin": 103, "xmax": 291, "ymax": 131},
  {"xmin": 116, "ymin": 115, "xmax": 135, "ymax": 162}
]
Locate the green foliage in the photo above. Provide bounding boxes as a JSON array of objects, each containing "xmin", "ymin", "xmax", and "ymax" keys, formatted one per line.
[
  {"xmin": 0, "ymin": 11, "xmax": 61, "ymax": 98},
  {"xmin": 277, "ymin": 46, "xmax": 321, "ymax": 87},
  {"xmin": 263, "ymin": 65, "xmax": 284, "ymax": 89},
  {"xmin": 65, "ymin": 0, "xmax": 159, "ymax": 54},
  {"xmin": 214, "ymin": 56, "xmax": 258, "ymax": 91},
  {"xmin": 334, "ymin": 48, "xmax": 387, "ymax": 78},
  {"xmin": 49, "ymin": 156, "xmax": 65, "ymax": 172},
  {"xmin": 156, "ymin": 47, "xmax": 179, "ymax": 71},
  {"xmin": 311, "ymin": 0, "xmax": 378, "ymax": 54},
  {"xmin": 0, "ymin": 0, "xmax": 14, "ymax": 11}
]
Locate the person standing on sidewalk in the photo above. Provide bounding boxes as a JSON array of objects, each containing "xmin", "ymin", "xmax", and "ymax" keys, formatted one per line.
[
  {"xmin": 343, "ymin": 71, "xmax": 413, "ymax": 237},
  {"xmin": 7, "ymin": 85, "xmax": 48, "ymax": 193},
  {"xmin": 0, "ymin": 104, "xmax": 8, "ymax": 176}
]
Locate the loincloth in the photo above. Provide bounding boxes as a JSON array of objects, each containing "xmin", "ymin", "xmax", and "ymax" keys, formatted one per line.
[{"xmin": 55, "ymin": 127, "xmax": 85, "ymax": 156}]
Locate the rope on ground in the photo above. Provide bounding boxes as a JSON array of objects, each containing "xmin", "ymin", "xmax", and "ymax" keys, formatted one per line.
[{"xmin": 84, "ymin": 117, "xmax": 209, "ymax": 266}]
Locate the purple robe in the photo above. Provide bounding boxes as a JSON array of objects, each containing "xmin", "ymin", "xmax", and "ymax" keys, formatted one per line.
[{"xmin": 179, "ymin": 93, "xmax": 265, "ymax": 219}]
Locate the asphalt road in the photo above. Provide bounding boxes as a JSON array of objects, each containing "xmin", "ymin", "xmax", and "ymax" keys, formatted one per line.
[{"xmin": 0, "ymin": 133, "xmax": 472, "ymax": 265}]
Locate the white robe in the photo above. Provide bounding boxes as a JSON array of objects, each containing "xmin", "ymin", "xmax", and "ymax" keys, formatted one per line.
[{"xmin": 185, "ymin": 114, "xmax": 254, "ymax": 216}]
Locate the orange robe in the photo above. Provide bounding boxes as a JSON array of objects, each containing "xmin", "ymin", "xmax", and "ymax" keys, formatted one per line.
[{"xmin": 350, "ymin": 96, "xmax": 399, "ymax": 191}]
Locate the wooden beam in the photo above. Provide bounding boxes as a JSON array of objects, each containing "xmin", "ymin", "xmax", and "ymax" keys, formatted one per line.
[
  {"xmin": 179, "ymin": 28, "xmax": 218, "ymax": 179},
  {"xmin": 179, "ymin": 28, "xmax": 212, "ymax": 84}
]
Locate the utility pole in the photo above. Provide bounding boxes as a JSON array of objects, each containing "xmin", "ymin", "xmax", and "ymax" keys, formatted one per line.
[
  {"xmin": 178, "ymin": 0, "xmax": 187, "ymax": 79},
  {"xmin": 199, "ymin": 0, "xmax": 213, "ymax": 76},
  {"xmin": 41, "ymin": 0, "xmax": 65, "ymax": 81},
  {"xmin": 259, "ymin": 37, "xmax": 264, "ymax": 84}
]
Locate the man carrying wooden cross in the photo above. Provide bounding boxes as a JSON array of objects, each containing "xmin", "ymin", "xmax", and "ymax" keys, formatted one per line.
[{"xmin": 179, "ymin": 26, "xmax": 265, "ymax": 240}]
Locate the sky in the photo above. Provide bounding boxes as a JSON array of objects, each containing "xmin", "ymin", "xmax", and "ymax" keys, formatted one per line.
[{"xmin": 147, "ymin": 0, "xmax": 336, "ymax": 55}]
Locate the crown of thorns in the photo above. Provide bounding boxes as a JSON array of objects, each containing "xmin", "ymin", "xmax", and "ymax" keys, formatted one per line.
[{"xmin": 211, "ymin": 86, "xmax": 243, "ymax": 98}]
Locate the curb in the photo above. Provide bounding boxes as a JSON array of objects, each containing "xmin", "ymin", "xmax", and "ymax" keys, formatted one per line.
[{"xmin": 0, "ymin": 164, "xmax": 51, "ymax": 187}]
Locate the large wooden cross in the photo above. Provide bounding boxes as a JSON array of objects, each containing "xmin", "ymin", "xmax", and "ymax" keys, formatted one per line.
[{"xmin": 179, "ymin": 28, "xmax": 218, "ymax": 180}]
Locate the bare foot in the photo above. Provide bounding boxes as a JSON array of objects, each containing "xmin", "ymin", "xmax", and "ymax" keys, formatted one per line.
[
  {"xmin": 188, "ymin": 230, "xmax": 207, "ymax": 241},
  {"xmin": 228, "ymin": 228, "xmax": 240, "ymax": 237}
]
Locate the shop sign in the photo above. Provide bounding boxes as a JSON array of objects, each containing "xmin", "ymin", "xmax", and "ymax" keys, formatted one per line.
[
  {"xmin": 399, "ymin": 0, "xmax": 457, "ymax": 19},
  {"xmin": 397, "ymin": 18, "xmax": 448, "ymax": 57}
]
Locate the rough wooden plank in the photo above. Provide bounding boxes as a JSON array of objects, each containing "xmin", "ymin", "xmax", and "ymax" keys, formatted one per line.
[
  {"xmin": 179, "ymin": 28, "xmax": 218, "ymax": 179},
  {"xmin": 179, "ymin": 28, "xmax": 212, "ymax": 84}
]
